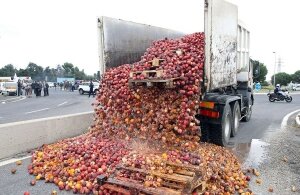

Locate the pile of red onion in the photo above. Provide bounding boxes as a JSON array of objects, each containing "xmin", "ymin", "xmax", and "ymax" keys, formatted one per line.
[
  {"xmin": 92, "ymin": 32, "xmax": 204, "ymax": 143},
  {"xmin": 28, "ymin": 33, "xmax": 253, "ymax": 194}
]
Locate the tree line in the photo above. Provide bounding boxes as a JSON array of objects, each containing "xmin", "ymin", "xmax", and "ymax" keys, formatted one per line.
[
  {"xmin": 252, "ymin": 59, "xmax": 300, "ymax": 86},
  {"xmin": 0, "ymin": 62, "xmax": 99, "ymax": 82}
]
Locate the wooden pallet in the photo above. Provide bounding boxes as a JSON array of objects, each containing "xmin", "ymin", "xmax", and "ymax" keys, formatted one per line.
[
  {"xmin": 128, "ymin": 78, "xmax": 181, "ymax": 89},
  {"xmin": 129, "ymin": 70, "xmax": 164, "ymax": 79},
  {"xmin": 148, "ymin": 58, "xmax": 164, "ymax": 67},
  {"xmin": 100, "ymin": 161, "xmax": 206, "ymax": 195}
]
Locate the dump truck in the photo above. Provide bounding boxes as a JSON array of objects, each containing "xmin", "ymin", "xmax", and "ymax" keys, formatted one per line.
[{"xmin": 97, "ymin": 0, "xmax": 254, "ymax": 147}]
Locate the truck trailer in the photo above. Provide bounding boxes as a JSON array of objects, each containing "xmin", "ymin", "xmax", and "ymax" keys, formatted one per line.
[{"xmin": 97, "ymin": 0, "xmax": 253, "ymax": 146}]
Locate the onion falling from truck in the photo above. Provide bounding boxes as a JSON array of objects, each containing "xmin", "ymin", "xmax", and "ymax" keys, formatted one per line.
[{"xmin": 28, "ymin": 33, "xmax": 253, "ymax": 195}]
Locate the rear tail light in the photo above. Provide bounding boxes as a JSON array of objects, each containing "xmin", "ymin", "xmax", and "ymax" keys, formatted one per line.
[
  {"xmin": 199, "ymin": 101, "xmax": 215, "ymax": 109},
  {"xmin": 199, "ymin": 109, "xmax": 220, "ymax": 119}
]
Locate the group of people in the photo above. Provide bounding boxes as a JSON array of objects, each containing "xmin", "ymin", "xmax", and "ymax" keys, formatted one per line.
[
  {"xmin": 17, "ymin": 80, "xmax": 49, "ymax": 98},
  {"xmin": 54, "ymin": 81, "xmax": 78, "ymax": 92}
]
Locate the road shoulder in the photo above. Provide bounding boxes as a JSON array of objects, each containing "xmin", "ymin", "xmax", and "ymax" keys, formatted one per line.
[{"xmin": 249, "ymin": 112, "xmax": 300, "ymax": 194}]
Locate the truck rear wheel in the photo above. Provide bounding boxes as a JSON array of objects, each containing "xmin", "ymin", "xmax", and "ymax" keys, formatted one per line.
[
  {"xmin": 231, "ymin": 101, "xmax": 240, "ymax": 137},
  {"xmin": 210, "ymin": 104, "xmax": 232, "ymax": 146}
]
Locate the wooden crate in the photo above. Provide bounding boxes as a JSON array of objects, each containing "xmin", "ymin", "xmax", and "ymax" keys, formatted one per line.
[
  {"xmin": 130, "ymin": 70, "xmax": 163, "ymax": 79},
  {"xmin": 149, "ymin": 58, "xmax": 164, "ymax": 67},
  {"xmin": 101, "ymin": 161, "xmax": 206, "ymax": 195},
  {"xmin": 128, "ymin": 78, "xmax": 181, "ymax": 89}
]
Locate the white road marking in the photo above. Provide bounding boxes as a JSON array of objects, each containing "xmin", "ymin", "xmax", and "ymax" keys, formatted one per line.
[
  {"xmin": 25, "ymin": 108, "xmax": 50, "ymax": 114},
  {"xmin": 281, "ymin": 109, "xmax": 300, "ymax": 129},
  {"xmin": 57, "ymin": 101, "xmax": 68, "ymax": 107},
  {"xmin": 0, "ymin": 155, "xmax": 31, "ymax": 167},
  {"xmin": 10, "ymin": 96, "xmax": 26, "ymax": 103}
]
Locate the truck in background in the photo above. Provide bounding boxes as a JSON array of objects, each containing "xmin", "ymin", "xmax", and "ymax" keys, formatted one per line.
[{"xmin": 97, "ymin": 0, "xmax": 255, "ymax": 146}]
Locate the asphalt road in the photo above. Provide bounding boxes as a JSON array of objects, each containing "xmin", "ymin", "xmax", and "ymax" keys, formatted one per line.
[
  {"xmin": 230, "ymin": 94, "xmax": 300, "ymax": 144},
  {"xmin": 0, "ymin": 94, "xmax": 299, "ymax": 194},
  {"xmin": 0, "ymin": 88, "xmax": 94, "ymax": 124}
]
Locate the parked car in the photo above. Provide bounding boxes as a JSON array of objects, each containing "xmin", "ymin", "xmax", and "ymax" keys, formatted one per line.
[
  {"xmin": 47, "ymin": 82, "xmax": 54, "ymax": 88},
  {"xmin": 292, "ymin": 85, "xmax": 300, "ymax": 91},
  {"xmin": 78, "ymin": 82, "xmax": 100, "ymax": 95}
]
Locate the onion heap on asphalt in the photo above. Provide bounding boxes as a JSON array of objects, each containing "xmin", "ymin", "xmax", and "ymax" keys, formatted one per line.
[{"xmin": 29, "ymin": 33, "xmax": 252, "ymax": 194}]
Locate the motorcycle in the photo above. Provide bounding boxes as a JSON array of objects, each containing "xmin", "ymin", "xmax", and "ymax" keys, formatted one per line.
[{"xmin": 267, "ymin": 90, "xmax": 292, "ymax": 103}]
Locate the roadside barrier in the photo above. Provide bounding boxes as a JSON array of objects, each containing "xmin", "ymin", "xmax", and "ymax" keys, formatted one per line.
[{"xmin": 0, "ymin": 111, "xmax": 93, "ymax": 160}]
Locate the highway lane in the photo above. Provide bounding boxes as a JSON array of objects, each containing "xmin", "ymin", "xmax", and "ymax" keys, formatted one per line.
[
  {"xmin": 230, "ymin": 93, "xmax": 300, "ymax": 144},
  {"xmin": 0, "ymin": 88, "xmax": 94, "ymax": 124}
]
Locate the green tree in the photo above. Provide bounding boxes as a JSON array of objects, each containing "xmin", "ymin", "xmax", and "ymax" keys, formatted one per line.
[
  {"xmin": 44, "ymin": 66, "xmax": 57, "ymax": 82},
  {"xmin": 0, "ymin": 64, "xmax": 17, "ymax": 77},
  {"xmin": 17, "ymin": 68, "xmax": 30, "ymax": 76},
  {"xmin": 74, "ymin": 67, "xmax": 86, "ymax": 80},
  {"xmin": 251, "ymin": 59, "xmax": 268, "ymax": 83},
  {"xmin": 56, "ymin": 64, "xmax": 64, "ymax": 77},
  {"xmin": 62, "ymin": 62, "xmax": 75, "ymax": 77},
  {"xmin": 291, "ymin": 70, "xmax": 300, "ymax": 83},
  {"xmin": 271, "ymin": 72, "xmax": 292, "ymax": 86},
  {"xmin": 26, "ymin": 62, "xmax": 44, "ymax": 80}
]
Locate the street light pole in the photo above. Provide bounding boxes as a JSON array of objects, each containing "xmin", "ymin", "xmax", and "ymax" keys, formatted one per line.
[{"xmin": 273, "ymin": 52, "xmax": 276, "ymax": 86}]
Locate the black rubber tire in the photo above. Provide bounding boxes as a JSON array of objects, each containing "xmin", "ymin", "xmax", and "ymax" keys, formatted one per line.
[
  {"xmin": 269, "ymin": 96, "xmax": 275, "ymax": 102},
  {"xmin": 94, "ymin": 89, "xmax": 99, "ymax": 94},
  {"xmin": 79, "ymin": 89, "xmax": 84, "ymax": 95},
  {"xmin": 210, "ymin": 104, "xmax": 232, "ymax": 146},
  {"xmin": 200, "ymin": 122, "xmax": 210, "ymax": 142},
  {"xmin": 231, "ymin": 102, "xmax": 241, "ymax": 137},
  {"xmin": 285, "ymin": 96, "xmax": 292, "ymax": 103}
]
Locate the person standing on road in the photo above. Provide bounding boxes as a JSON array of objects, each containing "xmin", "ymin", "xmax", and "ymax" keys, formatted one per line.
[
  {"xmin": 32, "ymin": 81, "xmax": 37, "ymax": 96},
  {"xmin": 17, "ymin": 79, "xmax": 22, "ymax": 96},
  {"xmin": 71, "ymin": 81, "xmax": 75, "ymax": 92},
  {"xmin": 88, "ymin": 80, "xmax": 94, "ymax": 98},
  {"xmin": 43, "ymin": 81, "xmax": 46, "ymax": 96},
  {"xmin": 38, "ymin": 81, "xmax": 42, "ymax": 97},
  {"xmin": 24, "ymin": 82, "xmax": 29, "ymax": 97},
  {"xmin": 28, "ymin": 82, "xmax": 32, "ymax": 98},
  {"xmin": 45, "ymin": 82, "xmax": 49, "ymax": 96},
  {"xmin": 54, "ymin": 82, "xmax": 57, "ymax": 90}
]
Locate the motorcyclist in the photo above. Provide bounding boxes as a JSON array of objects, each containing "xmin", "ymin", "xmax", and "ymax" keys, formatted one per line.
[
  {"xmin": 274, "ymin": 84, "xmax": 284, "ymax": 97},
  {"xmin": 274, "ymin": 84, "xmax": 280, "ymax": 94}
]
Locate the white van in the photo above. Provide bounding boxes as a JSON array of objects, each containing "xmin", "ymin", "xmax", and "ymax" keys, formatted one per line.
[{"xmin": 2, "ymin": 82, "xmax": 18, "ymax": 96}]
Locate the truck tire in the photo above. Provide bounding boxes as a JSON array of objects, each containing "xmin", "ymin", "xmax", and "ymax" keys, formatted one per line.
[
  {"xmin": 231, "ymin": 101, "xmax": 241, "ymax": 137},
  {"xmin": 210, "ymin": 104, "xmax": 232, "ymax": 146},
  {"xmin": 242, "ymin": 99, "xmax": 252, "ymax": 122},
  {"xmin": 200, "ymin": 122, "xmax": 210, "ymax": 142}
]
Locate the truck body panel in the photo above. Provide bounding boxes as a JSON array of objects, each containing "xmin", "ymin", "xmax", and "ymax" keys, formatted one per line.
[
  {"xmin": 237, "ymin": 22, "xmax": 251, "ymax": 85},
  {"xmin": 204, "ymin": 0, "xmax": 238, "ymax": 91},
  {"xmin": 97, "ymin": 16, "xmax": 185, "ymax": 74}
]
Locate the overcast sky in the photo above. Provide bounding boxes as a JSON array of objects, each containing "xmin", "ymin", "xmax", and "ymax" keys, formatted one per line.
[{"xmin": 0, "ymin": 0, "xmax": 299, "ymax": 79}]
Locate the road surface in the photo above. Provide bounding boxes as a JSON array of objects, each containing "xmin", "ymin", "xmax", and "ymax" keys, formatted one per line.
[
  {"xmin": 0, "ymin": 94, "xmax": 299, "ymax": 194},
  {"xmin": 230, "ymin": 94, "xmax": 300, "ymax": 144},
  {"xmin": 0, "ymin": 88, "xmax": 94, "ymax": 124}
]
